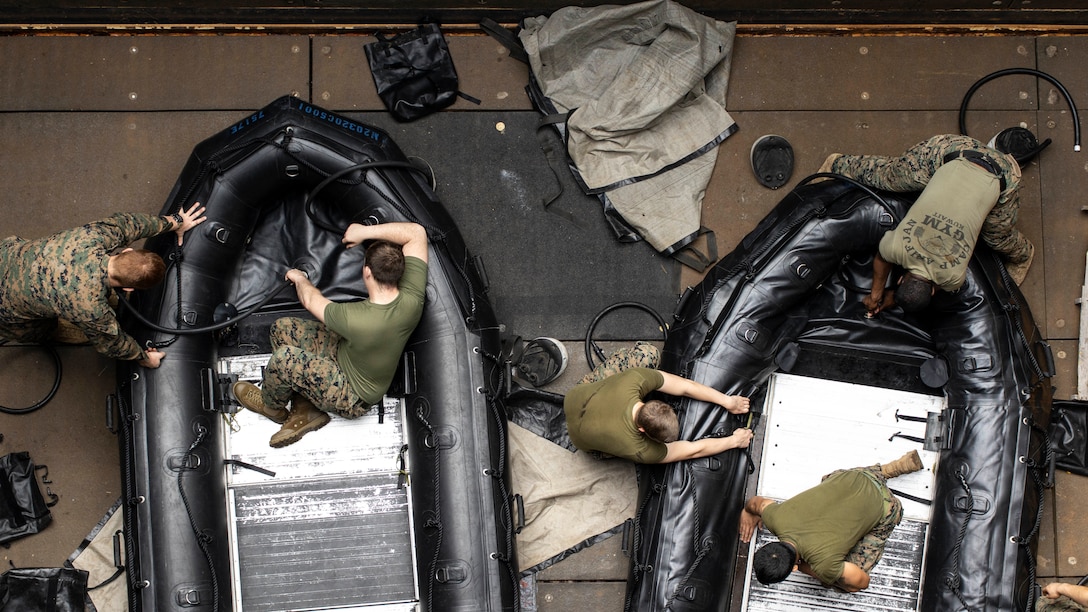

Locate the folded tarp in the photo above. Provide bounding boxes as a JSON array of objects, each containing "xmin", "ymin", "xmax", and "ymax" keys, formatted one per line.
[{"xmin": 520, "ymin": 0, "xmax": 738, "ymax": 269}]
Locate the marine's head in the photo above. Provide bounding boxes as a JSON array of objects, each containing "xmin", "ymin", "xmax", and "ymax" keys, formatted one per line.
[
  {"xmin": 636, "ymin": 399, "xmax": 679, "ymax": 444},
  {"xmin": 753, "ymin": 541, "xmax": 797, "ymax": 585},
  {"xmin": 894, "ymin": 272, "xmax": 936, "ymax": 312},
  {"xmin": 363, "ymin": 240, "xmax": 406, "ymax": 289},
  {"xmin": 108, "ymin": 248, "xmax": 166, "ymax": 291}
]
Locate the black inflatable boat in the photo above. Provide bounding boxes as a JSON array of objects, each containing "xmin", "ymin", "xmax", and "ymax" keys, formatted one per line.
[
  {"xmin": 113, "ymin": 96, "xmax": 518, "ymax": 612},
  {"xmin": 625, "ymin": 178, "xmax": 1053, "ymax": 611}
]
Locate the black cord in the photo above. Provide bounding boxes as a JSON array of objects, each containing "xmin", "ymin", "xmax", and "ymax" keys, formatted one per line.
[
  {"xmin": 0, "ymin": 342, "xmax": 62, "ymax": 415},
  {"xmin": 958, "ymin": 68, "xmax": 1080, "ymax": 159},
  {"xmin": 584, "ymin": 302, "xmax": 669, "ymax": 370},
  {"xmin": 116, "ymin": 279, "xmax": 294, "ymax": 336},
  {"xmin": 304, "ymin": 160, "xmax": 435, "ymax": 234}
]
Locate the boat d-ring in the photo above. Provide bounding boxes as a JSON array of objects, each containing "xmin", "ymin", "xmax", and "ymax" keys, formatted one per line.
[{"xmin": 584, "ymin": 301, "xmax": 669, "ymax": 370}]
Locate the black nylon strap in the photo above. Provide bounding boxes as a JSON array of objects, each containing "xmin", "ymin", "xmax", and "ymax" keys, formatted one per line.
[
  {"xmin": 943, "ymin": 149, "xmax": 1007, "ymax": 191},
  {"xmin": 479, "ymin": 18, "xmax": 529, "ymax": 64}
]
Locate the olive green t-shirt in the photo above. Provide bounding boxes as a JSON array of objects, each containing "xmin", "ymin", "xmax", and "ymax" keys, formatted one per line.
[
  {"xmin": 878, "ymin": 158, "xmax": 1001, "ymax": 291},
  {"xmin": 563, "ymin": 368, "xmax": 668, "ymax": 463},
  {"xmin": 761, "ymin": 470, "xmax": 885, "ymax": 585},
  {"xmin": 323, "ymin": 256, "xmax": 427, "ymax": 405}
]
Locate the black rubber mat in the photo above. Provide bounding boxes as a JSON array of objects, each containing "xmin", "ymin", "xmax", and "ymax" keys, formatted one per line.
[{"xmin": 354, "ymin": 110, "xmax": 681, "ymax": 342}]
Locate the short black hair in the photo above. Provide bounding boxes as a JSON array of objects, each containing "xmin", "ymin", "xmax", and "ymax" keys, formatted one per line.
[
  {"xmin": 753, "ymin": 541, "xmax": 796, "ymax": 585},
  {"xmin": 364, "ymin": 240, "xmax": 406, "ymax": 288},
  {"xmin": 894, "ymin": 274, "xmax": 934, "ymax": 312}
]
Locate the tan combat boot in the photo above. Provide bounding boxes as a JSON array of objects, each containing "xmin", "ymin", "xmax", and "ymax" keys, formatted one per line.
[
  {"xmin": 270, "ymin": 395, "xmax": 331, "ymax": 448},
  {"xmin": 232, "ymin": 381, "xmax": 288, "ymax": 424},
  {"xmin": 818, "ymin": 153, "xmax": 842, "ymax": 174},
  {"xmin": 1006, "ymin": 242, "xmax": 1034, "ymax": 286},
  {"xmin": 881, "ymin": 450, "xmax": 924, "ymax": 479}
]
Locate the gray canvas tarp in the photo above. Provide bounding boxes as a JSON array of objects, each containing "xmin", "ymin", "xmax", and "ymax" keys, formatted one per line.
[{"xmin": 520, "ymin": 0, "xmax": 737, "ymax": 266}]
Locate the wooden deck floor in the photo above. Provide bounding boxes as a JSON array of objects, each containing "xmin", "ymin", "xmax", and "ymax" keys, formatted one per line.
[{"xmin": 0, "ymin": 23, "xmax": 1085, "ymax": 611}]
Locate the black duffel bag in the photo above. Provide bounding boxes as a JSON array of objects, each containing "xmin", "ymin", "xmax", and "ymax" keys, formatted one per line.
[
  {"xmin": 1050, "ymin": 399, "xmax": 1088, "ymax": 477},
  {"xmin": 365, "ymin": 24, "xmax": 461, "ymax": 122},
  {"xmin": 0, "ymin": 451, "xmax": 53, "ymax": 545},
  {"xmin": 0, "ymin": 567, "xmax": 89, "ymax": 612}
]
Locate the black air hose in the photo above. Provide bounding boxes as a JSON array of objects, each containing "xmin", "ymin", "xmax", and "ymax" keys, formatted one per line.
[
  {"xmin": 116, "ymin": 279, "xmax": 294, "ymax": 336},
  {"xmin": 958, "ymin": 68, "xmax": 1080, "ymax": 160},
  {"xmin": 0, "ymin": 342, "xmax": 62, "ymax": 414}
]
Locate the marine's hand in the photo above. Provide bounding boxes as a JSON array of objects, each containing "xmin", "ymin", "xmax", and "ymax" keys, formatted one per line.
[
  {"xmin": 862, "ymin": 291, "xmax": 884, "ymax": 315},
  {"xmin": 342, "ymin": 223, "xmax": 369, "ymax": 249},
  {"xmin": 174, "ymin": 202, "xmax": 208, "ymax": 245},
  {"xmin": 285, "ymin": 268, "xmax": 311, "ymax": 285},
  {"xmin": 722, "ymin": 395, "xmax": 750, "ymax": 414},
  {"xmin": 730, "ymin": 427, "xmax": 754, "ymax": 449},
  {"xmin": 139, "ymin": 348, "xmax": 165, "ymax": 368},
  {"xmin": 739, "ymin": 508, "xmax": 762, "ymax": 543}
]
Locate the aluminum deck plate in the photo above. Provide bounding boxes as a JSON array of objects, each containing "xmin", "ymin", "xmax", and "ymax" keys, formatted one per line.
[
  {"xmin": 220, "ymin": 354, "xmax": 418, "ymax": 612},
  {"xmin": 742, "ymin": 372, "xmax": 945, "ymax": 611}
]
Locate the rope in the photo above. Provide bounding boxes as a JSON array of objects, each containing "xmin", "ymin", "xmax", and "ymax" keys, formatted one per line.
[
  {"xmin": 1017, "ymin": 417, "xmax": 1054, "ymax": 612},
  {"xmin": 622, "ymin": 475, "xmax": 663, "ymax": 612},
  {"xmin": 414, "ymin": 404, "xmax": 443, "ymax": 610},
  {"xmin": 114, "ymin": 385, "xmax": 142, "ymax": 611},
  {"xmin": 483, "ymin": 383, "xmax": 520, "ymax": 609},
  {"xmin": 946, "ymin": 466, "xmax": 976, "ymax": 612},
  {"xmin": 479, "ymin": 342, "xmax": 521, "ymax": 608},
  {"xmin": 995, "ymin": 263, "xmax": 1045, "ymax": 380},
  {"xmin": 176, "ymin": 424, "xmax": 220, "ymax": 612},
  {"xmin": 664, "ymin": 462, "xmax": 711, "ymax": 611}
]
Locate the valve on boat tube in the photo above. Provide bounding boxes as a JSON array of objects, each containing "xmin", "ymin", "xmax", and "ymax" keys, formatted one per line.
[
  {"xmin": 213, "ymin": 302, "xmax": 238, "ymax": 326},
  {"xmin": 292, "ymin": 258, "xmax": 320, "ymax": 284}
]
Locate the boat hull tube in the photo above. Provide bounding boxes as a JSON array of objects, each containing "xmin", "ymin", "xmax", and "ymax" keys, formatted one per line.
[
  {"xmin": 627, "ymin": 180, "xmax": 1052, "ymax": 611},
  {"xmin": 114, "ymin": 96, "xmax": 517, "ymax": 611}
]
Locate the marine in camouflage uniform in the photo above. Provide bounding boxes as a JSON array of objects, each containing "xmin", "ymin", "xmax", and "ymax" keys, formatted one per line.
[
  {"xmin": 827, "ymin": 133, "xmax": 1033, "ymax": 266},
  {"xmin": 742, "ymin": 451, "xmax": 922, "ymax": 591},
  {"xmin": 259, "ymin": 317, "xmax": 370, "ymax": 418},
  {"xmin": 1038, "ymin": 596, "xmax": 1088, "ymax": 612},
  {"xmin": 0, "ymin": 213, "xmax": 174, "ymax": 362},
  {"xmin": 579, "ymin": 341, "xmax": 661, "ymax": 385},
  {"xmin": 233, "ymin": 222, "xmax": 430, "ymax": 448},
  {"xmin": 821, "ymin": 464, "xmax": 904, "ymax": 578}
]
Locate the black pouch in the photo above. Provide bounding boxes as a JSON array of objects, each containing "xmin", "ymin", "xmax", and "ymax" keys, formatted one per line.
[
  {"xmin": 0, "ymin": 567, "xmax": 89, "ymax": 612},
  {"xmin": 1050, "ymin": 399, "xmax": 1088, "ymax": 476},
  {"xmin": 0, "ymin": 451, "xmax": 53, "ymax": 545},
  {"xmin": 365, "ymin": 24, "xmax": 460, "ymax": 122}
]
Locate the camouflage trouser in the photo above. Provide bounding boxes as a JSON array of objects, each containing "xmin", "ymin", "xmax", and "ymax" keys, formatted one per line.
[
  {"xmin": 0, "ymin": 317, "xmax": 54, "ymax": 344},
  {"xmin": 830, "ymin": 134, "xmax": 1033, "ymax": 264},
  {"xmin": 0, "ymin": 237, "xmax": 55, "ymax": 343},
  {"xmin": 259, "ymin": 317, "xmax": 370, "ymax": 419},
  {"xmin": 579, "ymin": 341, "xmax": 661, "ymax": 385},
  {"xmin": 822, "ymin": 464, "xmax": 904, "ymax": 577},
  {"xmin": 1037, "ymin": 596, "xmax": 1088, "ymax": 612}
]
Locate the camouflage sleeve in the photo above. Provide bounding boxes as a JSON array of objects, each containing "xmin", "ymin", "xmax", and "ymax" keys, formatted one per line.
[
  {"xmin": 88, "ymin": 213, "xmax": 173, "ymax": 250},
  {"xmin": 76, "ymin": 309, "xmax": 147, "ymax": 362}
]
